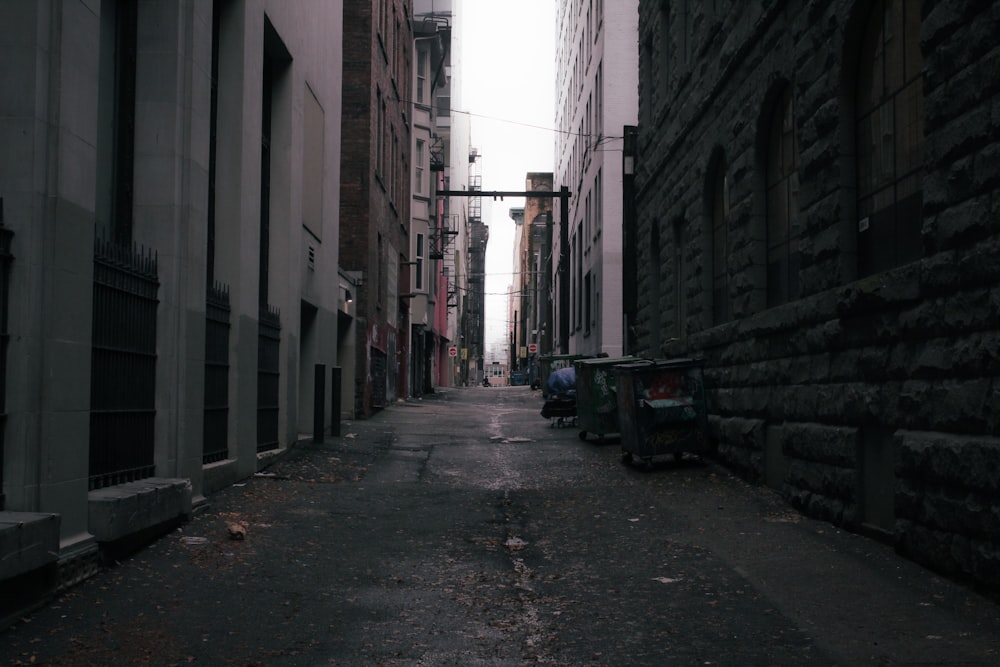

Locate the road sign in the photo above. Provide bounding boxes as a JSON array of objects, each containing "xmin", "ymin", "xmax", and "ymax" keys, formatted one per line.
[
  {"xmin": 528, "ymin": 343, "xmax": 538, "ymax": 354},
  {"xmin": 448, "ymin": 346, "xmax": 458, "ymax": 357}
]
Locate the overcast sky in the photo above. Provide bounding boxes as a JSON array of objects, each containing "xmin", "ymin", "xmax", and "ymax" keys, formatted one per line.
[{"xmin": 456, "ymin": 0, "xmax": 556, "ymax": 360}]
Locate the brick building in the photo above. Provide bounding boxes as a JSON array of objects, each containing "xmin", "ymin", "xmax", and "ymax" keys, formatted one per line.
[
  {"xmin": 340, "ymin": 0, "xmax": 414, "ymax": 416},
  {"xmin": 633, "ymin": 0, "xmax": 1000, "ymax": 591}
]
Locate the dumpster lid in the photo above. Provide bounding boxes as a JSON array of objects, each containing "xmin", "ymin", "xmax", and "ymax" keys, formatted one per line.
[
  {"xmin": 576, "ymin": 355, "xmax": 636, "ymax": 367},
  {"xmin": 615, "ymin": 357, "xmax": 704, "ymax": 370}
]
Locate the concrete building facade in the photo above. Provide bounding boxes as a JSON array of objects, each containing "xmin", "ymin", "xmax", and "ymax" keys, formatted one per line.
[
  {"xmin": 554, "ymin": 0, "xmax": 638, "ymax": 358},
  {"xmin": 0, "ymin": 0, "xmax": 345, "ymax": 616},
  {"xmin": 634, "ymin": 0, "xmax": 1000, "ymax": 592}
]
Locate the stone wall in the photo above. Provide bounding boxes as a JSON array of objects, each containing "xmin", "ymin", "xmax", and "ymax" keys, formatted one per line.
[{"xmin": 634, "ymin": 0, "xmax": 1000, "ymax": 592}]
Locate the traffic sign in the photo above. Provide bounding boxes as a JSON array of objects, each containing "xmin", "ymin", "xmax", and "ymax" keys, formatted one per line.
[
  {"xmin": 448, "ymin": 346, "xmax": 458, "ymax": 357},
  {"xmin": 528, "ymin": 343, "xmax": 538, "ymax": 354}
]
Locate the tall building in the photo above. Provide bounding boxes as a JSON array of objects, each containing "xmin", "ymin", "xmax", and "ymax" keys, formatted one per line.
[
  {"xmin": 340, "ymin": 0, "xmax": 414, "ymax": 415},
  {"xmin": 553, "ymin": 0, "xmax": 638, "ymax": 357},
  {"xmin": 442, "ymin": 3, "xmax": 475, "ymax": 386},
  {"xmin": 411, "ymin": 0, "xmax": 453, "ymax": 395},
  {"xmin": 634, "ymin": 0, "xmax": 1000, "ymax": 593},
  {"xmin": 0, "ymin": 0, "xmax": 345, "ymax": 609}
]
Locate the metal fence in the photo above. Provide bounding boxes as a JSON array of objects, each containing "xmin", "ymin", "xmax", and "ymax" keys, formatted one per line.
[
  {"xmin": 89, "ymin": 237, "xmax": 159, "ymax": 490},
  {"xmin": 203, "ymin": 282, "xmax": 230, "ymax": 464},
  {"xmin": 257, "ymin": 304, "xmax": 280, "ymax": 452},
  {"xmin": 0, "ymin": 207, "xmax": 12, "ymax": 510}
]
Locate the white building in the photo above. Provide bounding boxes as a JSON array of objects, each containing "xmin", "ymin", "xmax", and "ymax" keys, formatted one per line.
[
  {"xmin": 0, "ymin": 0, "xmax": 344, "ymax": 614},
  {"xmin": 553, "ymin": 0, "xmax": 638, "ymax": 357}
]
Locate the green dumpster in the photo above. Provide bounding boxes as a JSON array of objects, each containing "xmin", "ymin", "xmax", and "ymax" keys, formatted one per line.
[
  {"xmin": 614, "ymin": 358, "xmax": 709, "ymax": 466},
  {"xmin": 574, "ymin": 356, "xmax": 635, "ymax": 442}
]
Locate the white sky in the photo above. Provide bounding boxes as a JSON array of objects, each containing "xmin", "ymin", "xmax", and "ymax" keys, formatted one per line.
[{"xmin": 456, "ymin": 0, "xmax": 556, "ymax": 361}]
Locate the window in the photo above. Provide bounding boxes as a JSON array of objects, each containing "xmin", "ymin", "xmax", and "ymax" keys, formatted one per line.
[
  {"xmin": 673, "ymin": 219, "xmax": 686, "ymax": 340},
  {"xmin": 415, "ymin": 233, "xmax": 425, "ymax": 291},
  {"xmin": 856, "ymin": 0, "xmax": 924, "ymax": 276},
  {"xmin": 376, "ymin": 88, "xmax": 385, "ymax": 179},
  {"xmin": 650, "ymin": 221, "xmax": 662, "ymax": 341},
  {"xmin": 641, "ymin": 33, "xmax": 653, "ymax": 126},
  {"xmin": 709, "ymin": 157, "xmax": 730, "ymax": 325},
  {"xmin": 417, "ymin": 49, "xmax": 426, "ymax": 104},
  {"xmin": 415, "ymin": 139, "xmax": 424, "ymax": 194},
  {"xmin": 658, "ymin": 1, "xmax": 670, "ymax": 94},
  {"xmin": 595, "ymin": 60, "xmax": 603, "ymax": 134},
  {"xmin": 376, "ymin": 233, "xmax": 384, "ymax": 308},
  {"xmin": 390, "ymin": 125, "xmax": 398, "ymax": 202},
  {"xmin": 766, "ymin": 88, "xmax": 801, "ymax": 306},
  {"xmin": 584, "ymin": 271, "xmax": 592, "ymax": 335},
  {"xmin": 594, "ymin": 168, "xmax": 602, "ymax": 237}
]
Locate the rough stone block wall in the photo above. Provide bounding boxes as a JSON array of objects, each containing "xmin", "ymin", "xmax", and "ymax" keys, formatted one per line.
[{"xmin": 634, "ymin": 0, "xmax": 1000, "ymax": 592}]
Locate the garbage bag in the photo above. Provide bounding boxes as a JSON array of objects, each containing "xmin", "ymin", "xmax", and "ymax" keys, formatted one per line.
[{"xmin": 547, "ymin": 366, "xmax": 577, "ymax": 397}]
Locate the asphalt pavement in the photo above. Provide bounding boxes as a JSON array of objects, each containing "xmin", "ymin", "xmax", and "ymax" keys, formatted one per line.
[{"xmin": 3, "ymin": 386, "xmax": 999, "ymax": 666}]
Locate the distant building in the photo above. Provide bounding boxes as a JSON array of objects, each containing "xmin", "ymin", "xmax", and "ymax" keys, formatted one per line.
[
  {"xmin": 442, "ymin": 4, "xmax": 477, "ymax": 388},
  {"xmin": 411, "ymin": 0, "xmax": 454, "ymax": 395},
  {"xmin": 554, "ymin": 0, "xmax": 638, "ymax": 357},
  {"xmin": 340, "ymin": 0, "xmax": 414, "ymax": 415},
  {"xmin": 511, "ymin": 174, "xmax": 554, "ymax": 371},
  {"xmin": 0, "ymin": 0, "xmax": 345, "ymax": 612},
  {"xmin": 634, "ymin": 0, "xmax": 1000, "ymax": 592}
]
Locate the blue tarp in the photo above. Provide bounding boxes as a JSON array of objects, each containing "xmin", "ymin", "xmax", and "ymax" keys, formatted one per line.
[{"xmin": 546, "ymin": 366, "xmax": 576, "ymax": 397}]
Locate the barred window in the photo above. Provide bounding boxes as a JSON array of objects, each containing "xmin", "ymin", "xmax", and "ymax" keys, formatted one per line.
[{"xmin": 856, "ymin": 0, "xmax": 924, "ymax": 276}]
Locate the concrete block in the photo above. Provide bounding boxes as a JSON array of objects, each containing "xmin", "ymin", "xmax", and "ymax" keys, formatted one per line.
[
  {"xmin": 0, "ymin": 512, "xmax": 60, "ymax": 580},
  {"xmin": 88, "ymin": 478, "xmax": 192, "ymax": 543}
]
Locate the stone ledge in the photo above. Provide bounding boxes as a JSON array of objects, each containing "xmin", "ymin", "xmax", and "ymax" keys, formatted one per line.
[
  {"xmin": 0, "ymin": 512, "xmax": 60, "ymax": 581},
  {"xmin": 88, "ymin": 478, "xmax": 192, "ymax": 544}
]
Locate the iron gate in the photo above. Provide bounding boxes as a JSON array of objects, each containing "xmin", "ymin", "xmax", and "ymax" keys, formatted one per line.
[
  {"xmin": 203, "ymin": 282, "xmax": 230, "ymax": 463},
  {"xmin": 89, "ymin": 237, "xmax": 159, "ymax": 490},
  {"xmin": 257, "ymin": 304, "xmax": 280, "ymax": 452}
]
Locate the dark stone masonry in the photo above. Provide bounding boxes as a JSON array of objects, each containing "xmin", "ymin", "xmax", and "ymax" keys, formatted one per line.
[{"xmin": 633, "ymin": 0, "xmax": 999, "ymax": 592}]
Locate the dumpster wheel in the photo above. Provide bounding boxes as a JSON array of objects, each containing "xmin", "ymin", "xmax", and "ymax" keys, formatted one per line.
[
  {"xmin": 579, "ymin": 430, "xmax": 588, "ymax": 441},
  {"xmin": 621, "ymin": 450, "xmax": 632, "ymax": 464}
]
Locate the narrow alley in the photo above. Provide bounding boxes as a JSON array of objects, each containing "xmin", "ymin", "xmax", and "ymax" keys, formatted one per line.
[{"xmin": 4, "ymin": 386, "xmax": 1000, "ymax": 666}]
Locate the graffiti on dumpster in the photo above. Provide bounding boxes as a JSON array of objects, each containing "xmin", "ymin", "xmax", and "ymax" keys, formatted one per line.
[
  {"xmin": 618, "ymin": 361, "xmax": 709, "ymax": 459},
  {"xmin": 642, "ymin": 425, "xmax": 704, "ymax": 449},
  {"xmin": 634, "ymin": 369, "xmax": 703, "ymax": 424}
]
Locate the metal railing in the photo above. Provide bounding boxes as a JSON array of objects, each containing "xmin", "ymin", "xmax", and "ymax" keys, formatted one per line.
[
  {"xmin": 256, "ymin": 304, "xmax": 280, "ymax": 452},
  {"xmin": 89, "ymin": 236, "xmax": 159, "ymax": 490},
  {"xmin": 203, "ymin": 282, "xmax": 230, "ymax": 463}
]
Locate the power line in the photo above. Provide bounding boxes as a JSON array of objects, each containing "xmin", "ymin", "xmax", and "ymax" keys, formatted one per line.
[{"xmin": 403, "ymin": 96, "xmax": 623, "ymax": 142}]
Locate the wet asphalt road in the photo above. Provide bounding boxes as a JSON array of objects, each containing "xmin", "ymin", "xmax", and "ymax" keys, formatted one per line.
[{"xmin": 3, "ymin": 386, "xmax": 1000, "ymax": 666}]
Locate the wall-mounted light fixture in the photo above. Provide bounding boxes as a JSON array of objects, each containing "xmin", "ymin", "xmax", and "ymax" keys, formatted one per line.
[{"xmin": 345, "ymin": 289, "xmax": 353, "ymax": 303}]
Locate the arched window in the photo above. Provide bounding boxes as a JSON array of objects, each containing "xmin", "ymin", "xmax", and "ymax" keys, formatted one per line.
[
  {"xmin": 766, "ymin": 88, "xmax": 801, "ymax": 306},
  {"xmin": 856, "ymin": 0, "xmax": 924, "ymax": 276},
  {"xmin": 708, "ymin": 157, "xmax": 730, "ymax": 325}
]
